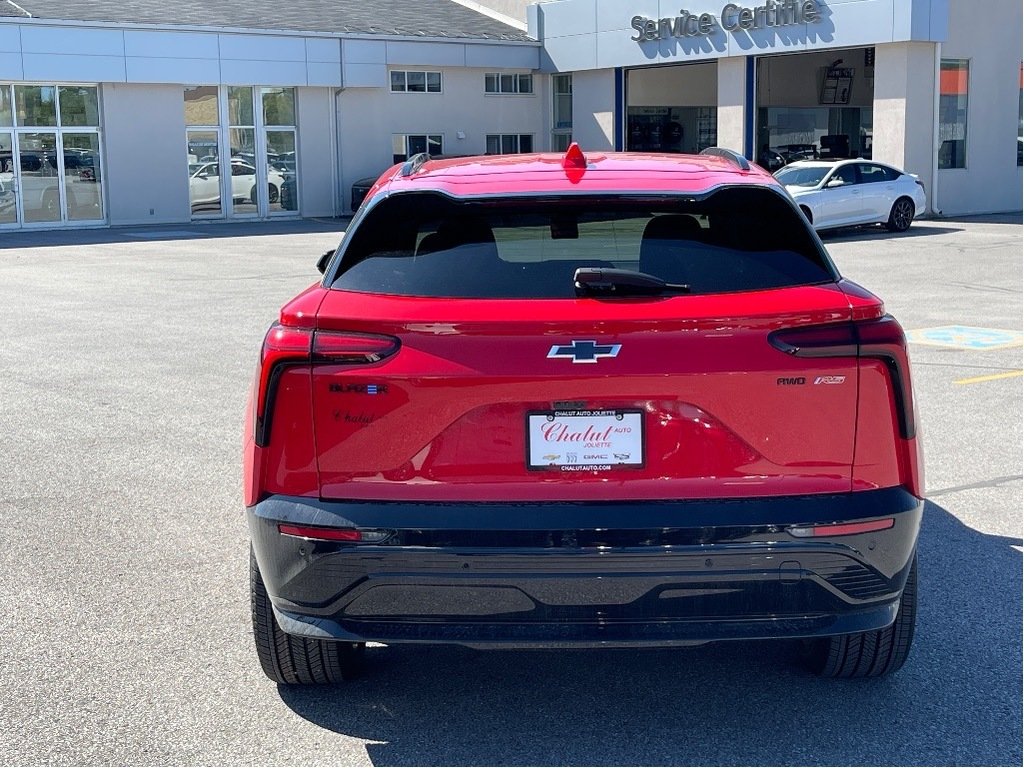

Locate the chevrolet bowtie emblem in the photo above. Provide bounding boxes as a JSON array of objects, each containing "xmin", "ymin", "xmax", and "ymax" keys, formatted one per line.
[{"xmin": 547, "ymin": 340, "xmax": 622, "ymax": 363}]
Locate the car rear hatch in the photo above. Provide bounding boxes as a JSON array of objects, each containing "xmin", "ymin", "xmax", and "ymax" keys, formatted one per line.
[{"xmin": 311, "ymin": 188, "xmax": 863, "ymax": 502}]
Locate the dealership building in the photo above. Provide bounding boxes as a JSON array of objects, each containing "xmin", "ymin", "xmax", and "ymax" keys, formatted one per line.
[{"xmin": 0, "ymin": 0, "xmax": 1019, "ymax": 230}]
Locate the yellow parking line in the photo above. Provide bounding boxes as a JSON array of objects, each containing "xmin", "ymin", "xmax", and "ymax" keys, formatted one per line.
[{"xmin": 955, "ymin": 370, "xmax": 1024, "ymax": 385}]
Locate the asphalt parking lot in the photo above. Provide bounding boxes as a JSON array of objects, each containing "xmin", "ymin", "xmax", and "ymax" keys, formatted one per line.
[{"xmin": 0, "ymin": 214, "xmax": 1020, "ymax": 766}]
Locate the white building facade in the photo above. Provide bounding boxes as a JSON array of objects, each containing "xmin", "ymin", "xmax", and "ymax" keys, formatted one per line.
[
  {"xmin": 0, "ymin": 1, "xmax": 543, "ymax": 228},
  {"xmin": 531, "ymin": 0, "xmax": 1023, "ymax": 216},
  {"xmin": 0, "ymin": 0, "xmax": 1019, "ymax": 230}
]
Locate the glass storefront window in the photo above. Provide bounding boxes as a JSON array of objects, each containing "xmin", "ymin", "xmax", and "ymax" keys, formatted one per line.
[
  {"xmin": 62, "ymin": 132, "xmax": 103, "ymax": 220},
  {"xmin": 58, "ymin": 87, "xmax": 99, "ymax": 127},
  {"xmin": 229, "ymin": 127, "xmax": 256, "ymax": 158},
  {"xmin": 229, "ymin": 127, "xmax": 258, "ymax": 215},
  {"xmin": 757, "ymin": 106, "xmax": 872, "ymax": 164},
  {"xmin": 0, "ymin": 132, "xmax": 15, "ymax": 225},
  {"xmin": 185, "ymin": 85, "xmax": 300, "ymax": 219},
  {"xmin": 939, "ymin": 59, "xmax": 969, "ymax": 170},
  {"xmin": 228, "ymin": 86, "xmax": 254, "ymax": 127},
  {"xmin": 626, "ymin": 106, "xmax": 716, "ymax": 154},
  {"xmin": 261, "ymin": 87, "xmax": 295, "ymax": 126},
  {"xmin": 15, "ymin": 86, "xmax": 57, "ymax": 127},
  {"xmin": 19, "ymin": 131, "xmax": 60, "ymax": 222},
  {"xmin": 187, "ymin": 129, "xmax": 221, "ymax": 216},
  {"xmin": 0, "ymin": 86, "xmax": 12, "ymax": 127},
  {"xmin": 0, "ymin": 83, "xmax": 105, "ymax": 227},
  {"xmin": 184, "ymin": 86, "xmax": 219, "ymax": 127},
  {"xmin": 266, "ymin": 130, "xmax": 297, "ymax": 213},
  {"xmin": 1016, "ymin": 62, "xmax": 1021, "ymax": 166}
]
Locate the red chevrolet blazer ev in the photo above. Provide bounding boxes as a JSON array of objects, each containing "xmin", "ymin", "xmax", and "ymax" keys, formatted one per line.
[{"xmin": 244, "ymin": 145, "xmax": 923, "ymax": 684}]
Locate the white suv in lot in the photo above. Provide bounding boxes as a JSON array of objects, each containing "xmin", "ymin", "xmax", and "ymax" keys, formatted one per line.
[{"xmin": 775, "ymin": 159, "xmax": 927, "ymax": 233}]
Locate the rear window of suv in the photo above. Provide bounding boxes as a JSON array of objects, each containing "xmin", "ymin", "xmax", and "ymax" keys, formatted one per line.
[{"xmin": 331, "ymin": 187, "xmax": 837, "ymax": 298}]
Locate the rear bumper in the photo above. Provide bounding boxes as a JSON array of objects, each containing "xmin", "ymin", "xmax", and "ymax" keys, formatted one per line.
[{"xmin": 248, "ymin": 488, "xmax": 922, "ymax": 648}]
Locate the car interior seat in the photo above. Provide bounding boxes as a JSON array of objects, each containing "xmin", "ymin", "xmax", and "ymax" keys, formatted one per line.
[
  {"xmin": 638, "ymin": 214, "xmax": 705, "ymax": 286},
  {"xmin": 411, "ymin": 216, "xmax": 511, "ymax": 296}
]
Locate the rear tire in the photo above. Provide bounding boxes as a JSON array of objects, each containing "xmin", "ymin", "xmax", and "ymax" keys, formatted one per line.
[
  {"xmin": 804, "ymin": 553, "xmax": 918, "ymax": 678},
  {"xmin": 886, "ymin": 197, "xmax": 915, "ymax": 232},
  {"xmin": 250, "ymin": 548, "xmax": 364, "ymax": 684},
  {"xmin": 800, "ymin": 206, "xmax": 813, "ymax": 225}
]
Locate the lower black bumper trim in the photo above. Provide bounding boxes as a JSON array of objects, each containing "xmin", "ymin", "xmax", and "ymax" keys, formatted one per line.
[{"xmin": 250, "ymin": 488, "xmax": 922, "ymax": 647}]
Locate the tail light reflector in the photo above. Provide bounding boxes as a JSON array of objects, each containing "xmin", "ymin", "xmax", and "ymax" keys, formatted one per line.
[
  {"xmin": 787, "ymin": 518, "xmax": 895, "ymax": 538},
  {"xmin": 768, "ymin": 315, "xmax": 915, "ymax": 439},
  {"xmin": 278, "ymin": 524, "xmax": 393, "ymax": 543}
]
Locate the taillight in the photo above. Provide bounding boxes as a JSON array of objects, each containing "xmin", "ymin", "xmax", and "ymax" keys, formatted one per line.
[
  {"xmin": 312, "ymin": 331, "xmax": 399, "ymax": 364},
  {"xmin": 254, "ymin": 325, "xmax": 313, "ymax": 447},
  {"xmin": 854, "ymin": 318, "xmax": 916, "ymax": 440},
  {"xmin": 278, "ymin": 524, "xmax": 393, "ymax": 543},
  {"xmin": 767, "ymin": 323, "xmax": 858, "ymax": 358},
  {"xmin": 254, "ymin": 323, "xmax": 399, "ymax": 446},
  {"xmin": 768, "ymin": 316, "xmax": 915, "ymax": 439}
]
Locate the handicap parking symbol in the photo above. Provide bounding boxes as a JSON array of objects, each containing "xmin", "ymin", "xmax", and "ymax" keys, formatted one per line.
[{"xmin": 906, "ymin": 326, "xmax": 1024, "ymax": 350}]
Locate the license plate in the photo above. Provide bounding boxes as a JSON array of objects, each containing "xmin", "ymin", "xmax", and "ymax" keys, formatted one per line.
[{"xmin": 527, "ymin": 410, "xmax": 644, "ymax": 471}]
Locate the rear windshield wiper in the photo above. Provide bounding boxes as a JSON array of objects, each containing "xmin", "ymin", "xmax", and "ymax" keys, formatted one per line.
[{"xmin": 574, "ymin": 267, "xmax": 691, "ymax": 297}]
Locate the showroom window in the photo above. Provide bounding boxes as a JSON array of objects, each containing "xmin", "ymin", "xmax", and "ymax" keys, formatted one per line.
[
  {"xmin": 185, "ymin": 86, "xmax": 222, "ymax": 216},
  {"xmin": 393, "ymin": 134, "xmax": 443, "ymax": 163},
  {"xmin": 390, "ymin": 71, "xmax": 442, "ymax": 93},
  {"xmin": 485, "ymin": 73, "xmax": 534, "ymax": 94},
  {"xmin": 0, "ymin": 83, "xmax": 104, "ymax": 227},
  {"xmin": 228, "ymin": 86, "xmax": 258, "ymax": 215},
  {"xmin": 184, "ymin": 85, "xmax": 298, "ymax": 219},
  {"xmin": 1017, "ymin": 62, "xmax": 1022, "ymax": 166},
  {"xmin": 938, "ymin": 59, "xmax": 969, "ymax": 169},
  {"xmin": 485, "ymin": 134, "xmax": 534, "ymax": 154},
  {"xmin": 552, "ymin": 74, "xmax": 573, "ymax": 151},
  {"xmin": 627, "ymin": 106, "xmax": 718, "ymax": 154}
]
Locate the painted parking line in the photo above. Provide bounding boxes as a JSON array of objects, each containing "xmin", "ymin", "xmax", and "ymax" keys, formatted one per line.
[
  {"xmin": 907, "ymin": 326, "xmax": 1024, "ymax": 350},
  {"xmin": 955, "ymin": 370, "xmax": 1024, "ymax": 385}
]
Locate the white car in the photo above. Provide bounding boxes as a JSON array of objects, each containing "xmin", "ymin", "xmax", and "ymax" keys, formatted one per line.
[
  {"xmin": 189, "ymin": 159, "xmax": 285, "ymax": 212},
  {"xmin": 774, "ymin": 159, "xmax": 927, "ymax": 233}
]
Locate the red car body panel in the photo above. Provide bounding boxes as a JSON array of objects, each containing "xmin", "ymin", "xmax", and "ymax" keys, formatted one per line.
[
  {"xmin": 309, "ymin": 285, "xmax": 857, "ymax": 502},
  {"xmin": 244, "ymin": 149, "xmax": 925, "ymax": 674},
  {"xmin": 243, "ymin": 151, "xmax": 923, "ymax": 507}
]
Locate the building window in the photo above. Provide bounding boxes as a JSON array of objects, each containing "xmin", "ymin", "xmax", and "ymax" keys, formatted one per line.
[
  {"xmin": 393, "ymin": 134, "xmax": 443, "ymax": 163},
  {"xmin": 627, "ymin": 106, "xmax": 718, "ymax": 154},
  {"xmin": 390, "ymin": 71, "xmax": 442, "ymax": 93},
  {"xmin": 552, "ymin": 74, "xmax": 573, "ymax": 151},
  {"xmin": 485, "ymin": 73, "xmax": 534, "ymax": 94},
  {"xmin": 485, "ymin": 134, "xmax": 534, "ymax": 154},
  {"xmin": 1017, "ymin": 62, "xmax": 1022, "ymax": 167},
  {"xmin": 938, "ymin": 59, "xmax": 969, "ymax": 170},
  {"xmin": 185, "ymin": 85, "xmax": 299, "ymax": 219},
  {"xmin": 0, "ymin": 83, "xmax": 104, "ymax": 226}
]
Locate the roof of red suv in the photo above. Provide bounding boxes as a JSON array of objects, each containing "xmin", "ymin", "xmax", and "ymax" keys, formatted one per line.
[{"xmin": 373, "ymin": 146, "xmax": 777, "ymax": 200}]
